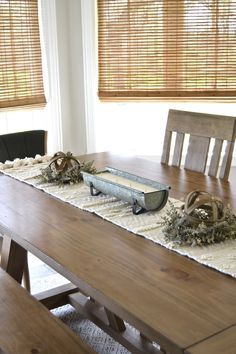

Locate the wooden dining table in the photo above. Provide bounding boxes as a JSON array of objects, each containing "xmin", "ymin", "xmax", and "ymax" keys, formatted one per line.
[{"xmin": 0, "ymin": 152, "xmax": 236, "ymax": 354}]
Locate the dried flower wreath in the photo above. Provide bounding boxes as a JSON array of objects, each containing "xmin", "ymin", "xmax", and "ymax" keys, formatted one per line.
[
  {"xmin": 40, "ymin": 151, "xmax": 96, "ymax": 185},
  {"xmin": 162, "ymin": 190, "xmax": 236, "ymax": 246}
]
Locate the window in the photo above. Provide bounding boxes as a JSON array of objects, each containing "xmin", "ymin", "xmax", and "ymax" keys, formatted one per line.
[
  {"xmin": 0, "ymin": 0, "xmax": 46, "ymax": 109},
  {"xmin": 97, "ymin": 0, "xmax": 236, "ymax": 100}
]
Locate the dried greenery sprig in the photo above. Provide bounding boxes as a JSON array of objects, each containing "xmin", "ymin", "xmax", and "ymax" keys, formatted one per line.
[{"xmin": 162, "ymin": 200, "xmax": 236, "ymax": 247}]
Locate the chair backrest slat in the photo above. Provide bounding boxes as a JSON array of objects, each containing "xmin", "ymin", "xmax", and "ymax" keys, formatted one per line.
[
  {"xmin": 161, "ymin": 109, "xmax": 236, "ymax": 181},
  {"xmin": 161, "ymin": 130, "xmax": 172, "ymax": 164},
  {"xmin": 185, "ymin": 135, "xmax": 210, "ymax": 173},
  {"xmin": 219, "ymin": 141, "xmax": 235, "ymax": 180},
  {"xmin": 172, "ymin": 132, "xmax": 184, "ymax": 167},
  {"xmin": 208, "ymin": 138, "xmax": 223, "ymax": 178}
]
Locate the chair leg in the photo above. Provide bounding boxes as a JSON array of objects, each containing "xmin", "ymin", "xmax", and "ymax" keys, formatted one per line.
[{"xmin": 22, "ymin": 255, "xmax": 31, "ymax": 292}]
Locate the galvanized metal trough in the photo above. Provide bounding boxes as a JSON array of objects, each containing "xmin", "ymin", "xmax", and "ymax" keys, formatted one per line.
[{"xmin": 82, "ymin": 167, "xmax": 170, "ymax": 214}]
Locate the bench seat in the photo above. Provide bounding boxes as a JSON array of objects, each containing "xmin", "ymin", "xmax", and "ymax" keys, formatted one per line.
[{"xmin": 0, "ymin": 268, "xmax": 94, "ymax": 354}]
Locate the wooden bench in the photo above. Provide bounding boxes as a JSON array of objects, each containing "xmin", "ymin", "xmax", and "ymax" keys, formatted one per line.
[
  {"xmin": 185, "ymin": 326, "xmax": 236, "ymax": 354},
  {"xmin": 0, "ymin": 268, "xmax": 94, "ymax": 354}
]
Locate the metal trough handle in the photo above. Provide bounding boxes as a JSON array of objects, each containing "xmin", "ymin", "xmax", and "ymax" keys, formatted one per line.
[
  {"xmin": 132, "ymin": 198, "xmax": 145, "ymax": 215},
  {"xmin": 89, "ymin": 182, "xmax": 102, "ymax": 196}
]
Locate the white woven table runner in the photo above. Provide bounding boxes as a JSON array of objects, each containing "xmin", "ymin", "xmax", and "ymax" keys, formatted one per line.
[{"xmin": 1, "ymin": 156, "xmax": 236, "ymax": 278}]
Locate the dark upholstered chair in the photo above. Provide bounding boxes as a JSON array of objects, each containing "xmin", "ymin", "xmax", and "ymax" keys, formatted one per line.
[
  {"xmin": 0, "ymin": 130, "xmax": 47, "ymax": 163},
  {"xmin": 0, "ymin": 130, "xmax": 47, "ymax": 292}
]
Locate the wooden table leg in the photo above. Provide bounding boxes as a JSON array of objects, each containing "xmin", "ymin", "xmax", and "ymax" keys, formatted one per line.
[
  {"xmin": 105, "ymin": 308, "xmax": 126, "ymax": 332},
  {"xmin": 1, "ymin": 235, "xmax": 31, "ymax": 292},
  {"xmin": 0, "ymin": 236, "xmax": 27, "ymax": 285},
  {"xmin": 69, "ymin": 292, "xmax": 163, "ymax": 354}
]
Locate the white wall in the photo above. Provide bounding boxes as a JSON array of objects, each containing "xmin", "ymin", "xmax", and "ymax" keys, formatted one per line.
[{"xmin": 96, "ymin": 101, "xmax": 236, "ymax": 159}]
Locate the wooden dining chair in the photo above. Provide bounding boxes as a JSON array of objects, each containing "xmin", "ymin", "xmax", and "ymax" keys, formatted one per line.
[
  {"xmin": 161, "ymin": 109, "xmax": 236, "ymax": 181},
  {"xmin": 0, "ymin": 130, "xmax": 47, "ymax": 292}
]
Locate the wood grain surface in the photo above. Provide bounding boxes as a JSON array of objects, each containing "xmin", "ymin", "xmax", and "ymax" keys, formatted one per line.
[
  {"xmin": 184, "ymin": 325, "xmax": 236, "ymax": 354},
  {"xmin": 0, "ymin": 268, "xmax": 94, "ymax": 354}
]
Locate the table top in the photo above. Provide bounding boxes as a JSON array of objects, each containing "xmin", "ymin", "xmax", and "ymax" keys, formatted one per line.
[
  {"xmin": 0, "ymin": 152, "xmax": 236, "ymax": 354},
  {"xmin": 184, "ymin": 325, "xmax": 236, "ymax": 354}
]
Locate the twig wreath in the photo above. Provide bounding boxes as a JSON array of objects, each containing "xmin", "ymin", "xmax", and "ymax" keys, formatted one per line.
[
  {"xmin": 41, "ymin": 151, "xmax": 96, "ymax": 185},
  {"xmin": 162, "ymin": 190, "xmax": 236, "ymax": 246}
]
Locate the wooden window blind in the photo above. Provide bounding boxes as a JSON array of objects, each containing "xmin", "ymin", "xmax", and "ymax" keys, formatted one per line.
[
  {"xmin": 97, "ymin": 0, "xmax": 236, "ymax": 100},
  {"xmin": 0, "ymin": 0, "xmax": 46, "ymax": 109}
]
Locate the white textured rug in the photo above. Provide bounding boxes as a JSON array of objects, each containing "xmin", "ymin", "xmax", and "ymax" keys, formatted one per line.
[{"xmin": 52, "ymin": 305, "xmax": 132, "ymax": 354}]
